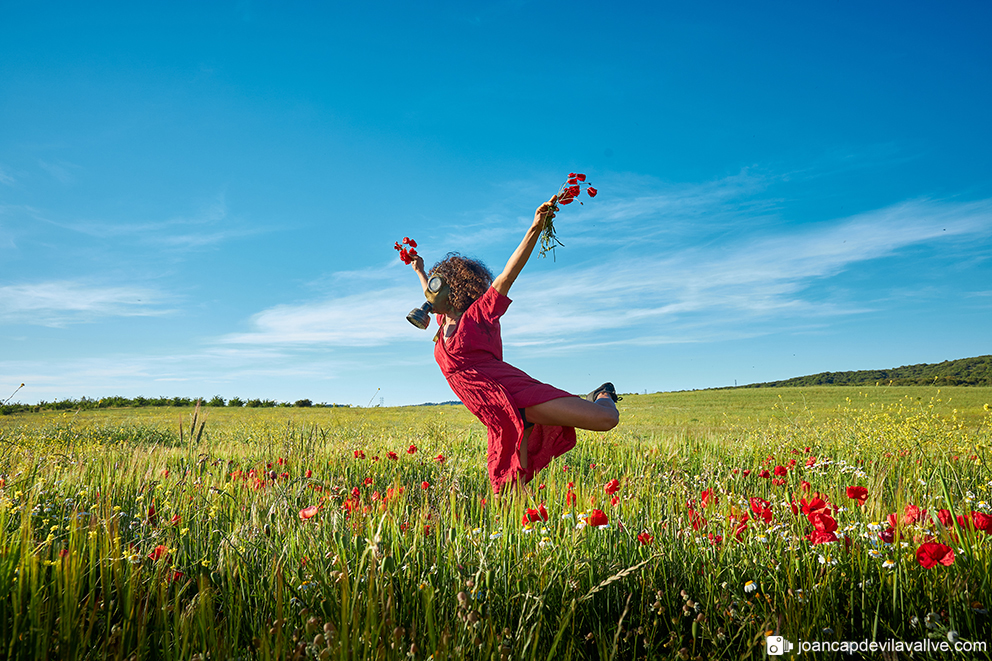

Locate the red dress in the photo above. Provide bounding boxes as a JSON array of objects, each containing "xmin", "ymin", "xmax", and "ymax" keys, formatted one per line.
[{"xmin": 434, "ymin": 286, "xmax": 577, "ymax": 493}]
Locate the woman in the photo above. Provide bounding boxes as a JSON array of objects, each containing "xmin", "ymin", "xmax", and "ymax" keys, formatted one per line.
[{"xmin": 410, "ymin": 195, "xmax": 620, "ymax": 493}]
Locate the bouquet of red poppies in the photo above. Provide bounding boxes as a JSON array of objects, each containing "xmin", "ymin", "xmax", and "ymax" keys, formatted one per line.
[
  {"xmin": 539, "ymin": 173, "xmax": 597, "ymax": 258},
  {"xmin": 394, "ymin": 237, "xmax": 418, "ymax": 264}
]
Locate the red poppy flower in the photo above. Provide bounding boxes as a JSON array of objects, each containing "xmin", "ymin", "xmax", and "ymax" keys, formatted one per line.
[
  {"xmin": 435, "ymin": 454, "xmax": 446, "ymax": 464},
  {"xmin": 758, "ymin": 470, "xmax": 771, "ymax": 479},
  {"xmin": 587, "ymin": 509, "xmax": 608, "ymax": 527},
  {"xmin": 567, "ymin": 177, "xmax": 578, "ymax": 185},
  {"xmin": 586, "ymin": 187, "xmax": 597, "ymax": 197},
  {"xmin": 687, "ymin": 507, "xmax": 707, "ymax": 530},
  {"xmin": 147, "ymin": 505, "xmax": 158, "ymax": 526},
  {"xmin": 576, "ymin": 174, "xmax": 586, "ymax": 182},
  {"xmin": 566, "ymin": 490, "xmax": 576, "ymax": 506},
  {"xmin": 558, "ymin": 196, "xmax": 573, "ymax": 205},
  {"xmin": 421, "ymin": 481, "xmax": 430, "ymax": 490},
  {"xmin": 972, "ymin": 511, "xmax": 992, "ymax": 533},
  {"xmin": 637, "ymin": 531, "xmax": 654, "ymax": 545},
  {"xmin": 148, "ymin": 545, "xmax": 168, "ymax": 561},
  {"xmin": 774, "ymin": 465, "xmax": 787, "ymax": 476},
  {"xmin": 808, "ymin": 511, "xmax": 838, "ymax": 533},
  {"xmin": 806, "ymin": 530, "xmax": 838, "ymax": 545},
  {"xmin": 407, "ymin": 445, "xmax": 417, "ymax": 454},
  {"xmin": 604, "ymin": 479, "xmax": 620, "ymax": 495},
  {"xmin": 408, "ymin": 239, "xmax": 417, "ymax": 248},
  {"xmin": 170, "ymin": 513, "xmax": 181, "ymax": 526},
  {"xmin": 902, "ymin": 504, "xmax": 924, "ymax": 525},
  {"xmin": 916, "ymin": 541, "xmax": 955, "ymax": 568},
  {"xmin": 801, "ymin": 495, "xmax": 831, "ymax": 517},
  {"xmin": 701, "ymin": 489, "xmax": 717, "ymax": 507},
  {"xmin": 805, "ymin": 456, "xmax": 817, "ymax": 468},
  {"xmin": 387, "ymin": 451, "xmax": 398, "ymax": 461},
  {"xmin": 846, "ymin": 486, "xmax": 868, "ymax": 506},
  {"xmin": 936, "ymin": 509, "xmax": 953, "ymax": 527},
  {"xmin": 299, "ymin": 505, "xmax": 319, "ymax": 521},
  {"xmin": 403, "ymin": 237, "xmax": 410, "ymax": 244},
  {"xmin": 354, "ymin": 450, "xmax": 365, "ymax": 459},
  {"xmin": 708, "ymin": 533, "xmax": 723, "ymax": 546},
  {"xmin": 610, "ymin": 495, "xmax": 620, "ymax": 506},
  {"xmin": 567, "ymin": 185, "xmax": 580, "ymax": 197}
]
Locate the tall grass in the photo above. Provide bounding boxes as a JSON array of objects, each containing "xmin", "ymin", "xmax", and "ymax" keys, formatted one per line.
[{"xmin": 1, "ymin": 388, "xmax": 990, "ymax": 659}]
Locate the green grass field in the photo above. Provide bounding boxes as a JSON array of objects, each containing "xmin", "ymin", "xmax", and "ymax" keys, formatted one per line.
[{"xmin": 2, "ymin": 386, "xmax": 991, "ymax": 659}]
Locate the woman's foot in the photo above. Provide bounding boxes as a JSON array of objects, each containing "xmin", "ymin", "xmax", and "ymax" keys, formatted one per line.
[{"xmin": 586, "ymin": 382, "xmax": 621, "ymax": 403}]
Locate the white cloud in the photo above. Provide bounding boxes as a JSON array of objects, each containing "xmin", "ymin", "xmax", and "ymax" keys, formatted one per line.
[{"xmin": 0, "ymin": 281, "xmax": 173, "ymax": 326}]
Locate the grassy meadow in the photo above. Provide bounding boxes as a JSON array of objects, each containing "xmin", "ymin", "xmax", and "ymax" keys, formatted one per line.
[{"xmin": 2, "ymin": 386, "xmax": 992, "ymax": 660}]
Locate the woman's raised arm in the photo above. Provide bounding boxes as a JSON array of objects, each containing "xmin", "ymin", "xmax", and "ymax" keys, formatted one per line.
[{"xmin": 492, "ymin": 195, "xmax": 557, "ymax": 296}]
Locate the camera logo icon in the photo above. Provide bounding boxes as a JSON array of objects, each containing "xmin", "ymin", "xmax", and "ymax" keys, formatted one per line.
[{"xmin": 766, "ymin": 635, "xmax": 794, "ymax": 656}]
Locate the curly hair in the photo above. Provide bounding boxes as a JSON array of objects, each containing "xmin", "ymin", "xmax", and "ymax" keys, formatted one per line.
[{"xmin": 430, "ymin": 253, "xmax": 494, "ymax": 314}]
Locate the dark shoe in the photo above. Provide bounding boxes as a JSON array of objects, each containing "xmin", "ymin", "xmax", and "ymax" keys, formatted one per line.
[{"xmin": 586, "ymin": 382, "xmax": 621, "ymax": 403}]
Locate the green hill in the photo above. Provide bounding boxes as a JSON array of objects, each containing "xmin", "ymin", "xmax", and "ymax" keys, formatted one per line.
[{"xmin": 742, "ymin": 355, "xmax": 992, "ymax": 388}]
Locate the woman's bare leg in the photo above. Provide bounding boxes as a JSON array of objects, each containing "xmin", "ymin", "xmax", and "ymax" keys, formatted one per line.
[{"xmin": 523, "ymin": 395, "xmax": 619, "ymax": 432}]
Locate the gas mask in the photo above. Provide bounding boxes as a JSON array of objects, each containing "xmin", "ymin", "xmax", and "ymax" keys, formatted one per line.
[{"xmin": 406, "ymin": 274, "xmax": 451, "ymax": 329}]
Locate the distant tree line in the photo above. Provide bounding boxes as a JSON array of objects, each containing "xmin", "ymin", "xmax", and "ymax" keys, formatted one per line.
[
  {"xmin": 740, "ymin": 355, "xmax": 992, "ymax": 389},
  {"xmin": 1, "ymin": 395, "xmax": 350, "ymax": 416}
]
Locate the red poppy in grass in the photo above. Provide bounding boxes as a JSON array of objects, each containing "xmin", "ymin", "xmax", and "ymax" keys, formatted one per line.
[
  {"xmin": 363, "ymin": 477, "xmax": 373, "ymax": 486},
  {"xmin": 637, "ymin": 531, "xmax": 654, "ymax": 545},
  {"xmin": 972, "ymin": 511, "xmax": 992, "ymax": 533},
  {"xmin": 299, "ymin": 505, "xmax": 319, "ymax": 521},
  {"xmin": 351, "ymin": 486, "xmax": 361, "ymax": 499},
  {"xmin": 435, "ymin": 454, "xmax": 446, "ymax": 464},
  {"xmin": 604, "ymin": 479, "xmax": 620, "ymax": 495},
  {"xmin": 879, "ymin": 527, "xmax": 895, "ymax": 544},
  {"xmin": 566, "ymin": 490, "xmax": 576, "ymax": 506},
  {"xmin": 421, "ymin": 481, "xmax": 430, "ymax": 490},
  {"xmin": 354, "ymin": 450, "xmax": 365, "ymax": 459},
  {"xmin": 148, "ymin": 545, "xmax": 168, "ymax": 561},
  {"xmin": 708, "ymin": 533, "xmax": 723, "ymax": 546},
  {"xmin": 587, "ymin": 509, "xmax": 608, "ymax": 527},
  {"xmin": 587, "ymin": 187, "xmax": 597, "ymax": 197},
  {"xmin": 170, "ymin": 513, "xmax": 181, "ymax": 526},
  {"xmin": 278, "ymin": 457, "xmax": 286, "ymax": 466},
  {"xmin": 147, "ymin": 505, "xmax": 158, "ymax": 526},
  {"xmin": 916, "ymin": 541, "xmax": 955, "ymax": 568},
  {"xmin": 806, "ymin": 530, "xmax": 838, "ymax": 545},
  {"xmin": 611, "ymin": 495, "xmax": 620, "ymax": 507},
  {"xmin": 305, "ymin": 469, "xmax": 312, "ymax": 478},
  {"xmin": 771, "ymin": 478, "xmax": 786, "ymax": 486},
  {"xmin": 846, "ymin": 486, "xmax": 868, "ymax": 506},
  {"xmin": 407, "ymin": 445, "xmax": 417, "ymax": 454},
  {"xmin": 808, "ymin": 511, "xmax": 838, "ymax": 533},
  {"xmin": 742, "ymin": 469, "xmax": 752, "ymax": 477},
  {"xmin": 936, "ymin": 509, "xmax": 953, "ymax": 528},
  {"xmin": 774, "ymin": 465, "xmax": 787, "ymax": 476},
  {"xmin": 701, "ymin": 488, "xmax": 717, "ymax": 507},
  {"xmin": 732, "ymin": 513, "xmax": 749, "ymax": 540},
  {"xmin": 749, "ymin": 498, "xmax": 773, "ymax": 523},
  {"xmin": 758, "ymin": 470, "xmax": 771, "ymax": 479},
  {"xmin": 801, "ymin": 495, "xmax": 831, "ymax": 517},
  {"xmin": 902, "ymin": 504, "xmax": 924, "ymax": 525},
  {"xmin": 59, "ymin": 548, "xmax": 70, "ymax": 558},
  {"xmin": 387, "ymin": 451, "xmax": 398, "ymax": 461},
  {"xmin": 687, "ymin": 507, "xmax": 707, "ymax": 531},
  {"xmin": 805, "ymin": 456, "xmax": 817, "ymax": 468},
  {"xmin": 539, "ymin": 503, "xmax": 548, "ymax": 521}
]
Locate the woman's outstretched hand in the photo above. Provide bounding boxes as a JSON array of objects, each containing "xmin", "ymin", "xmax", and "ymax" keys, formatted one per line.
[{"xmin": 534, "ymin": 194, "xmax": 558, "ymax": 228}]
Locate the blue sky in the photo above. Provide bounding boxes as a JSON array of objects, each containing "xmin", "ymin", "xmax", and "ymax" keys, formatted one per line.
[{"xmin": 1, "ymin": 1, "xmax": 990, "ymax": 406}]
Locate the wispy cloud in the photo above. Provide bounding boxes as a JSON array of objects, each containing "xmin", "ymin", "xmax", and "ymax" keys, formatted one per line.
[
  {"xmin": 0, "ymin": 165, "xmax": 15, "ymax": 187},
  {"xmin": 30, "ymin": 194, "xmax": 263, "ymax": 250},
  {"xmin": 38, "ymin": 159, "xmax": 80, "ymax": 184},
  {"xmin": 219, "ymin": 194, "xmax": 992, "ymax": 352},
  {"xmin": 0, "ymin": 281, "xmax": 174, "ymax": 326}
]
